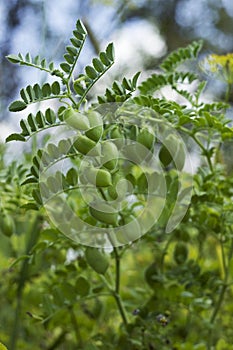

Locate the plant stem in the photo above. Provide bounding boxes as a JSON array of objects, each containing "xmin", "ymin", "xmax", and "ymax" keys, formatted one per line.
[
  {"xmin": 191, "ymin": 133, "xmax": 214, "ymax": 172},
  {"xmin": 113, "ymin": 291, "xmax": 128, "ymax": 326},
  {"xmin": 225, "ymin": 82, "xmax": 231, "ymax": 103},
  {"xmin": 112, "ymin": 246, "xmax": 128, "ymax": 326},
  {"xmin": 210, "ymin": 238, "xmax": 233, "ymax": 324},
  {"xmin": 208, "ymin": 237, "xmax": 233, "ymax": 347},
  {"xmin": 113, "ymin": 246, "xmax": 120, "ymax": 294},
  {"xmin": 10, "ymin": 215, "xmax": 42, "ymax": 350},
  {"xmin": 98, "ymin": 189, "xmax": 129, "ymax": 327},
  {"xmin": 69, "ymin": 307, "xmax": 83, "ymax": 347}
]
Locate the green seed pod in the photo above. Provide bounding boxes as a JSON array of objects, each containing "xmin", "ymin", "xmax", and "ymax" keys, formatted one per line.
[
  {"xmin": 107, "ymin": 172, "xmax": 124, "ymax": 200},
  {"xmin": 87, "ymin": 110, "xmax": 103, "ymax": 128},
  {"xmin": 85, "ymin": 247, "xmax": 109, "ymax": 275},
  {"xmin": 84, "ymin": 168, "xmax": 112, "ymax": 187},
  {"xmin": 73, "ymin": 135, "xmax": 100, "ymax": 156},
  {"xmin": 85, "ymin": 110, "xmax": 103, "ymax": 142},
  {"xmin": 1, "ymin": 214, "xmax": 15, "ymax": 237},
  {"xmin": 110, "ymin": 126, "xmax": 124, "ymax": 139},
  {"xmin": 101, "ymin": 142, "xmax": 119, "ymax": 170},
  {"xmin": 173, "ymin": 242, "xmax": 188, "ymax": 265},
  {"xmin": 85, "ymin": 125, "xmax": 103, "ymax": 142},
  {"xmin": 63, "ymin": 107, "xmax": 90, "ymax": 130},
  {"xmin": 89, "ymin": 201, "xmax": 118, "ymax": 225},
  {"xmin": 137, "ymin": 128, "xmax": 155, "ymax": 150},
  {"xmin": 108, "ymin": 177, "xmax": 130, "ymax": 201},
  {"xmin": 108, "ymin": 185, "xmax": 118, "ymax": 200}
]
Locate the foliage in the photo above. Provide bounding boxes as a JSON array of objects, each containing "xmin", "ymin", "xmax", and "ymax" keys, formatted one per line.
[{"xmin": 1, "ymin": 19, "xmax": 233, "ymax": 350}]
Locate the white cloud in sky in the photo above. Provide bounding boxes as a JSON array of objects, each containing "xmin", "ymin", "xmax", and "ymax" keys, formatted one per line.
[{"xmin": 111, "ymin": 19, "xmax": 166, "ymax": 73}]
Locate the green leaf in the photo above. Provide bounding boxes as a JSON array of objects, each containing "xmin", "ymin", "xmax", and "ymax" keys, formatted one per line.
[
  {"xmin": 66, "ymin": 46, "xmax": 78, "ymax": 56},
  {"xmin": 5, "ymin": 133, "xmax": 26, "ymax": 142},
  {"xmin": 132, "ymin": 71, "xmax": 141, "ymax": 88},
  {"xmin": 20, "ymin": 203, "xmax": 39, "ymax": 210},
  {"xmin": 51, "ymin": 81, "xmax": 61, "ymax": 95},
  {"xmin": 60, "ymin": 62, "xmax": 71, "ymax": 73},
  {"xmin": 47, "ymin": 143, "xmax": 60, "ymax": 159},
  {"xmin": 85, "ymin": 65, "xmax": 98, "ymax": 79},
  {"xmin": 42, "ymin": 83, "xmax": 51, "ymax": 97},
  {"xmin": 92, "ymin": 58, "xmax": 105, "ymax": 73},
  {"xmin": 70, "ymin": 38, "xmax": 82, "ymax": 48},
  {"xmin": 66, "ymin": 168, "xmax": 78, "ymax": 186},
  {"xmin": 25, "ymin": 52, "xmax": 32, "ymax": 63},
  {"xmin": 32, "ymin": 189, "xmax": 43, "ymax": 205},
  {"xmin": 9, "ymin": 100, "xmax": 27, "ymax": 112},
  {"xmin": 122, "ymin": 77, "xmax": 132, "ymax": 90},
  {"xmin": 160, "ymin": 40, "xmax": 203, "ymax": 72},
  {"xmin": 6, "ymin": 54, "xmax": 21, "ymax": 63},
  {"xmin": 76, "ymin": 19, "xmax": 87, "ymax": 35},
  {"xmin": 112, "ymin": 81, "xmax": 125, "ymax": 95},
  {"xmin": 20, "ymin": 88, "xmax": 30, "ymax": 103},
  {"xmin": 64, "ymin": 53, "xmax": 75, "ymax": 64},
  {"xmin": 33, "ymin": 83, "xmax": 42, "ymax": 99},
  {"xmin": 45, "ymin": 108, "xmax": 56, "ymax": 124},
  {"xmin": 35, "ymin": 111, "xmax": 46, "ymax": 128},
  {"xmin": 20, "ymin": 119, "xmax": 30, "ymax": 136},
  {"xmin": 26, "ymin": 85, "xmax": 35, "ymax": 101},
  {"xmin": 75, "ymin": 276, "xmax": 90, "ymax": 297},
  {"xmin": 28, "ymin": 113, "xmax": 37, "ymax": 132},
  {"xmin": 21, "ymin": 177, "xmax": 38, "ymax": 185},
  {"xmin": 73, "ymin": 81, "xmax": 85, "ymax": 95},
  {"xmin": 99, "ymin": 52, "xmax": 111, "ymax": 66},
  {"xmin": 106, "ymin": 42, "xmax": 114, "ymax": 61}
]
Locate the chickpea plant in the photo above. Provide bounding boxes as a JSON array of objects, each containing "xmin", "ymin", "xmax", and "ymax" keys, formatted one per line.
[{"xmin": 1, "ymin": 19, "xmax": 233, "ymax": 349}]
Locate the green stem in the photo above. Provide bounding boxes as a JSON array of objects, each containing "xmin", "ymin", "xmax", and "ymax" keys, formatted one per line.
[
  {"xmin": 10, "ymin": 215, "xmax": 42, "ymax": 350},
  {"xmin": 114, "ymin": 247, "xmax": 121, "ymax": 295},
  {"xmin": 208, "ymin": 237, "xmax": 233, "ymax": 348},
  {"xmin": 65, "ymin": 82, "xmax": 78, "ymax": 106},
  {"xmin": 69, "ymin": 307, "xmax": 83, "ymax": 347},
  {"xmin": 113, "ymin": 291, "xmax": 128, "ymax": 326},
  {"xmin": 111, "ymin": 245, "xmax": 128, "ymax": 326},
  {"xmin": 191, "ymin": 133, "xmax": 214, "ymax": 172},
  {"xmin": 210, "ymin": 238, "xmax": 233, "ymax": 324},
  {"xmin": 98, "ymin": 189, "xmax": 128, "ymax": 328},
  {"xmin": 225, "ymin": 82, "xmax": 231, "ymax": 103}
]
